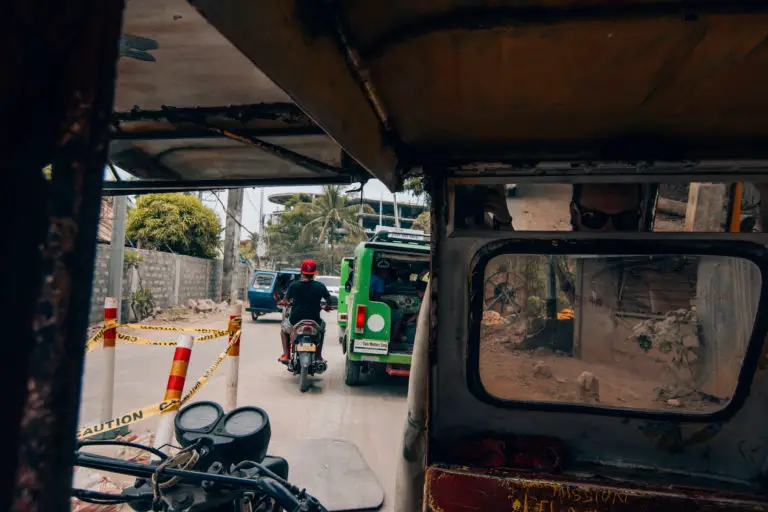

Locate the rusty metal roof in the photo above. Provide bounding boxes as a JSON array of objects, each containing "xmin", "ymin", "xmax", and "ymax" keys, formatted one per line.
[
  {"xmin": 109, "ymin": 0, "xmax": 365, "ymax": 192},
  {"xmin": 180, "ymin": 0, "xmax": 768, "ymax": 189}
]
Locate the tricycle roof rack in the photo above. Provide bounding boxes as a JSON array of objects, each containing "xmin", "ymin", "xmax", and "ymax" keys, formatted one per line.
[{"xmin": 371, "ymin": 227, "xmax": 430, "ymax": 245}]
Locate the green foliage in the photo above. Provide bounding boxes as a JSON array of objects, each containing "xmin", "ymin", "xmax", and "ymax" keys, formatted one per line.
[
  {"xmin": 124, "ymin": 251, "xmax": 144, "ymax": 268},
  {"xmin": 404, "ymin": 177, "xmax": 431, "ymax": 205},
  {"xmin": 126, "ymin": 194, "xmax": 221, "ymax": 259},
  {"xmin": 265, "ymin": 186, "xmax": 373, "ymax": 274},
  {"xmin": 412, "ymin": 211, "xmax": 430, "ymax": 233},
  {"xmin": 285, "ymin": 193, "xmax": 313, "ymax": 208},
  {"xmin": 300, "ymin": 185, "xmax": 373, "ymax": 244},
  {"xmin": 122, "ymin": 249, "xmax": 154, "ymax": 320},
  {"xmin": 130, "ymin": 288, "xmax": 155, "ymax": 321}
]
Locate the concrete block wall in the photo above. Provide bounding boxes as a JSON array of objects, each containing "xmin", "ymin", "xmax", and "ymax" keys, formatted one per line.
[{"xmin": 90, "ymin": 244, "xmax": 250, "ymax": 323}]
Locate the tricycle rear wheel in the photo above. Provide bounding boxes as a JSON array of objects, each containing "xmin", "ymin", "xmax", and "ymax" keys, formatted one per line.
[
  {"xmin": 345, "ymin": 357, "xmax": 361, "ymax": 386},
  {"xmin": 251, "ymin": 311, "xmax": 260, "ymax": 322}
]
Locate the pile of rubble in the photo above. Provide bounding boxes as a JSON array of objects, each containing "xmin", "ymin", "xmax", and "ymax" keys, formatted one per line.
[
  {"xmin": 482, "ymin": 310, "xmax": 509, "ymax": 326},
  {"xmin": 184, "ymin": 298, "xmax": 244, "ymax": 315}
]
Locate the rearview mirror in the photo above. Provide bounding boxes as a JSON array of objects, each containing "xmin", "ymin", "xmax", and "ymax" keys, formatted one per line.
[{"xmin": 474, "ymin": 244, "xmax": 766, "ymax": 416}]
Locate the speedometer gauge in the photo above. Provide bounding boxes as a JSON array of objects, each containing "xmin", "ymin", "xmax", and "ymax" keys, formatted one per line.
[
  {"xmin": 224, "ymin": 408, "xmax": 265, "ymax": 436},
  {"xmin": 173, "ymin": 403, "xmax": 272, "ymax": 463},
  {"xmin": 175, "ymin": 402, "xmax": 222, "ymax": 432}
]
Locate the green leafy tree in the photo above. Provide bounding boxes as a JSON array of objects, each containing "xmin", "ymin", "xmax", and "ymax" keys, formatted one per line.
[
  {"xmin": 265, "ymin": 199, "xmax": 316, "ymax": 269},
  {"xmin": 404, "ymin": 177, "xmax": 431, "ymax": 206},
  {"xmin": 265, "ymin": 187, "xmax": 373, "ymax": 274},
  {"xmin": 412, "ymin": 211, "xmax": 431, "ymax": 233},
  {"xmin": 127, "ymin": 194, "xmax": 221, "ymax": 258}
]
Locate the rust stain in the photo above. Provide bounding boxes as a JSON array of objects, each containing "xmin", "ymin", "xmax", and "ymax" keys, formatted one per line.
[{"xmin": 426, "ymin": 466, "xmax": 768, "ymax": 512}]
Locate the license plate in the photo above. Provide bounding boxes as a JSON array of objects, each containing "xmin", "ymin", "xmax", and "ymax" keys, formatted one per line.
[
  {"xmin": 353, "ymin": 339, "xmax": 389, "ymax": 355},
  {"xmin": 296, "ymin": 344, "xmax": 316, "ymax": 352}
]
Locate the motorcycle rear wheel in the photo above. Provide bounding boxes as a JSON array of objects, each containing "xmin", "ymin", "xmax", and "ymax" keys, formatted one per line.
[{"xmin": 299, "ymin": 352, "xmax": 311, "ymax": 392}]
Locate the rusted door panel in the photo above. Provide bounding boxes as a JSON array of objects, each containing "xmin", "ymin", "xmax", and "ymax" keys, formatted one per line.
[{"xmin": 426, "ymin": 466, "xmax": 768, "ymax": 512}]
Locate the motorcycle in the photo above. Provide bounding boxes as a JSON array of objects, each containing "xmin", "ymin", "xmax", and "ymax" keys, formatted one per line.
[
  {"xmin": 73, "ymin": 401, "xmax": 326, "ymax": 512},
  {"xmin": 280, "ymin": 301, "xmax": 334, "ymax": 393}
]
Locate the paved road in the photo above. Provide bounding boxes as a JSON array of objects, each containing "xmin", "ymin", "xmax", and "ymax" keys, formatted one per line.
[{"xmin": 79, "ymin": 311, "xmax": 407, "ymax": 511}]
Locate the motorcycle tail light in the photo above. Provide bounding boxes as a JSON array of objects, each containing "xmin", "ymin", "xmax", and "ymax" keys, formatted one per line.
[
  {"xmin": 296, "ymin": 323, "xmax": 316, "ymax": 335},
  {"xmin": 355, "ymin": 305, "xmax": 366, "ymax": 334},
  {"xmin": 339, "ymin": 313, "xmax": 347, "ymax": 321}
]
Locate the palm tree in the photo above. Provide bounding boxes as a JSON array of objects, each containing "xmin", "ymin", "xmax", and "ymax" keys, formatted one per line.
[{"xmin": 300, "ymin": 185, "xmax": 374, "ymax": 252}]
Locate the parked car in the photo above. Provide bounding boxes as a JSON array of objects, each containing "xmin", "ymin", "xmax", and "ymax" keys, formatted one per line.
[{"xmin": 316, "ymin": 275, "xmax": 340, "ymax": 307}]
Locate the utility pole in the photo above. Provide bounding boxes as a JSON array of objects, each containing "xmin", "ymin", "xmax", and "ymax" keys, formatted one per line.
[
  {"xmin": 222, "ymin": 188, "xmax": 244, "ymax": 303},
  {"xmin": 108, "ymin": 196, "xmax": 127, "ymax": 321},
  {"xmin": 101, "ymin": 195, "xmax": 129, "ymax": 438},
  {"xmin": 393, "ymin": 193, "xmax": 401, "ymax": 228},
  {"xmin": 258, "ymin": 187, "xmax": 265, "ymax": 248}
]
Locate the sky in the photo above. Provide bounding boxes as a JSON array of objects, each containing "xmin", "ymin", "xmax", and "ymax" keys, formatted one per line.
[{"xmin": 106, "ymin": 166, "xmax": 420, "ymax": 241}]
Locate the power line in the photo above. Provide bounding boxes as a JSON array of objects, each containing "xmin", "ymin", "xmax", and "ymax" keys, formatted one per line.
[
  {"xmin": 211, "ymin": 191, "xmax": 256, "ymax": 238},
  {"xmin": 245, "ymin": 188, "xmax": 259, "ymax": 212}
]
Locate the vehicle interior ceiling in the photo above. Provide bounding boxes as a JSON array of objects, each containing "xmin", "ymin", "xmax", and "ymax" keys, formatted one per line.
[{"xmin": 170, "ymin": 0, "xmax": 768, "ymax": 498}]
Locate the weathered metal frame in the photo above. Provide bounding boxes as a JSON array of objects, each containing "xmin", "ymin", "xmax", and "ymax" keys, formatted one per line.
[
  {"xmin": 429, "ymin": 229, "xmax": 768, "ymax": 491},
  {"xmin": 446, "ymin": 162, "xmax": 768, "ymax": 184},
  {"xmin": 101, "ymin": 176, "xmax": 359, "ymax": 196},
  {"xmin": 318, "ymin": 0, "xmax": 407, "ymax": 166},
  {"xmin": 110, "ymin": 126, "xmax": 325, "ymax": 140},
  {"xmin": 3, "ymin": 0, "xmax": 125, "ymax": 510},
  {"xmin": 425, "ymin": 465, "xmax": 768, "ymax": 512},
  {"xmin": 464, "ymin": 237, "xmax": 768, "ymax": 423},
  {"xmin": 112, "ymin": 103, "xmax": 311, "ymax": 124},
  {"xmin": 109, "ymin": 103, "xmax": 371, "ymax": 184},
  {"xmin": 360, "ymin": 1, "xmax": 768, "ymax": 60}
]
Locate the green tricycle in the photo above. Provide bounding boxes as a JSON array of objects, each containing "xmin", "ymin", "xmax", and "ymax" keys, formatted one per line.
[
  {"xmin": 337, "ymin": 256, "xmax": 354, "ymax": 345},
  {"xmin": 342, "ymin": 228, "xmax": 430, "ymax": 386}
]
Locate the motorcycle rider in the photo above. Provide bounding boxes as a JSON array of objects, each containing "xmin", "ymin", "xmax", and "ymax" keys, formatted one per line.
[{"xmin": 279, "ymin": 259, "xmax": 332, "ymax": 363}]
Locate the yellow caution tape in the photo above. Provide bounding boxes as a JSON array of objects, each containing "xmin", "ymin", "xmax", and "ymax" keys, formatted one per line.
[
  {"xmin": 77, "ymin": 400, "xmax": 180, "ymax": 439},
  {"xmin": 116, "ymin": 331, "xmax": 228, "ymax": 346},
  {"xmin": 180, "ymin": 331, "xmax": 240, "ymax": 404},
  {"xmin": 76, "ymin": 330, "xmax": 242, "ymax": 439},
  {"xmin": 121, "ymin": 324, "xmax": 227, "ymax": 334},
  {"xmin": 193, "ymin": 330, "xmax": 229, "ymax": 343},
  {"xmin": 87, "ymin": 326, "xmax": 229, "ymax": 350},
  {"xmin": 85, "ymin": 327, "xmax": 106, "ymax": 354},
  {"xmin": 117, "ymin": 333, "xmax": 178, "ymax": 346}
]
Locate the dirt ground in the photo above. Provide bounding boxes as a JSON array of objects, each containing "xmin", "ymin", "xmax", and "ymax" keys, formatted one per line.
[{"xmin": 478, "ymin": 320, "xmax": 720, "ymax": 413}]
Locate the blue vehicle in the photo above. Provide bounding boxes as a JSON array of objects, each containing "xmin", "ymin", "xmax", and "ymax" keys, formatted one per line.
[{"xmin": 246, "ymin": 269, "xmax": 301, "ymax": 321}]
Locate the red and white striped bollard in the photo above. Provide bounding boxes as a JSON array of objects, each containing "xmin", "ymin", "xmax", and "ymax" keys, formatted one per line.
[
  {"xmin": 153, "ymin": 333, "xmax": 194, "ymax": 456},
  {"xmin": 101, "ymin": 297, "xmax": 118, "ymax": 424},
  {"xmin": 226, "ymin": 304, "xmax": 242, "ymax": 411}
]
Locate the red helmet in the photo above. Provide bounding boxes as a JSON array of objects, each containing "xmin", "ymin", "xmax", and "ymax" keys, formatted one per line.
[{"xmin": 300, "ymin": 259, "xmax": 318, "ymax": 275}]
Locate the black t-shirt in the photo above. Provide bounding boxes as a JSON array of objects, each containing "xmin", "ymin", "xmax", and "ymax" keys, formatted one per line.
[{"xmin": 286, "ymin": 279, "xmax": 331, "ymax": 324}]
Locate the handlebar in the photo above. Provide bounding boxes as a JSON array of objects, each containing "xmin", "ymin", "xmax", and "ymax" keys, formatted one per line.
[{"xmin": 73, "ymin": 445, "xmax": 326, "ymax": 512}]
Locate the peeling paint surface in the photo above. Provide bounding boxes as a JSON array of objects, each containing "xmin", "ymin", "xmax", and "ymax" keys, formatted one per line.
[{"xmin": 426, "ymin": 466, "xmax": 768, "ymax": 512}]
